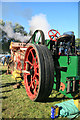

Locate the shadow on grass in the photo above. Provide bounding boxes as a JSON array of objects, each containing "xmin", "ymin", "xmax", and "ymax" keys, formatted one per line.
[
  {"xmin": 46, "ymin": 96, "xmax": 70, "ymax": 103},
  {"xmin": 1, "ymin": 82, "xmax": 16, "ymax": 88},
  {"xmin": 0, "ymin": 70, "xmax": 7, "ymax": 75},
  {"xmin": 39, "ymin": 93, "xmax": 70, "ymax": 103},
  {"xmin": 0, "ymin": 96, "xmax": 8, "ymax": 99},
  {"xmin": 0, "ymin": 90, "xmax": 12, "ymax": 93},
  {"xmin": 2, "ymin": 109, "xmax": 6, "ymax": 112},
  {"xmin": 0, "ymin": 70, "xmax": 11, "ymax": 75}
]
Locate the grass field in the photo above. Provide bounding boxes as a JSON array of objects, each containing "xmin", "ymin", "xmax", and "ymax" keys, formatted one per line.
[{"xmin": 0, "ymin": 64, "xmax": 80, "ymax": 119}]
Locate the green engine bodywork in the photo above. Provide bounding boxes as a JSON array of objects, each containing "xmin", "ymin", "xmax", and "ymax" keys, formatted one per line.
[
  {"xmin": 45, "ymin": 39, "xmax": 80, "ymax": 98},
  {"xmin": 54, "ymin": 55, "xmax": 80, "ymax": 98}
]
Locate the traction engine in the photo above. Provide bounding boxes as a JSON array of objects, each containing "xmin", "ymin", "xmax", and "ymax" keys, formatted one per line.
[{"xmin": 10, "ymin": 29, "xmax": 80, "ymax": 101}]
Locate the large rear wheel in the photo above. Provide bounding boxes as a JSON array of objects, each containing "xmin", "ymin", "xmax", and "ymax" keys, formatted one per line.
[{"xmin": 24, "ymin": 44, "xmax": 54, "ymax": 101}]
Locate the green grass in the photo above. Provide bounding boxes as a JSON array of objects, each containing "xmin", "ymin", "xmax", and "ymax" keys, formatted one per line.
[{"xmin": 0, "ymin": 64, "xmax": 80, "ymax": 119}]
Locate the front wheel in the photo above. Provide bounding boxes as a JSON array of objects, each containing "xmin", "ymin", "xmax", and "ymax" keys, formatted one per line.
[{"xmin": 24, "ymin": 44, "xmax": 54, "ymax": 101}]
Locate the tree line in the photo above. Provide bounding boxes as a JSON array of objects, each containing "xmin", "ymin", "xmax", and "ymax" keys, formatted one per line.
[{"xmin": 0, "ymin": 19, "xmax": 31, "ymax": 53}]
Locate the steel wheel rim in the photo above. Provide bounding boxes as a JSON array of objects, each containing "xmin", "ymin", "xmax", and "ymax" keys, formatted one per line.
[{"xmin": 24, "ymin": 46, "xmax": 40, "ymax": 100}]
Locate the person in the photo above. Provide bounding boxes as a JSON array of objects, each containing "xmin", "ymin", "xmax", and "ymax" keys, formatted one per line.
[
  {"xmin": 1, "ymin": 56, "xmax": 6, "ymax": 66},
  {"xmin": 6, "ymin": 56, "xmax": 13, "ymax": 74}
]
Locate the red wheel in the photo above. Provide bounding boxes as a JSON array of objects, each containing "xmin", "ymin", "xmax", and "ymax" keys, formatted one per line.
[
  {"xmin": 48, "ymin": 29, "xmax": 60, "ymax": 42},
  {"xmin": 17, "ymin": 61, "xmax": 22, "ymax": 71},
  {"xmin": 24, "ymin": 44, "xmax": 54, "ymax": 101},
  {"xmin": 13, "ymin": 50, "xmax": 24, "ymax": 72}
]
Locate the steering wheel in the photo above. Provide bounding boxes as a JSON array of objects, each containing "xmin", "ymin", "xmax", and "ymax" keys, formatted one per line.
[{"xmin": 48, "ymin": 29, "xmax": 60, "ymax": 42}]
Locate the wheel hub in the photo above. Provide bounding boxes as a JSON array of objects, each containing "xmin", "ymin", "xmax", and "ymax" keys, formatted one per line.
[{"xmin": 30, "ymin": 66, "xmax": 34, "ymax": 76}]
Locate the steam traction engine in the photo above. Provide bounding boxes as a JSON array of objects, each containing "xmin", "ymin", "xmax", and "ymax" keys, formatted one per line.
[{"xmin": 10, "ymin": 29, "xmax": 80, "ymax": 101}]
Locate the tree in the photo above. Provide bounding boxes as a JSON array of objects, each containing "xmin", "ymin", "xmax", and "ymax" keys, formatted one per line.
[
  {"xmin": 0, "ymin": 20, "xmax": 28, "ymax": 53},
  {"xmin": 29, "ymin": 30, "xmax": 33, "ymax": 36},
  {"xmin": 14, "ymin": 23, "xmax": 27, "ymax": 36},
  {"xmin": 0, "ymin": 19, "xmax": 5, "ymax": 26},
  {"xmin": 0, "ymin": 19, "xmax": 7, "ymax": 42},
  {"xmin": 75, "ymin": 38, "xmax": 80, "ymax": 49},
  {"xmin": 0, "ymin": 20, "xmax": 8, "ymax": 53}
]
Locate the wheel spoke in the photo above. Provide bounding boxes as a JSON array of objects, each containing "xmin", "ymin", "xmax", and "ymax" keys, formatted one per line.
[
  {"xmin": 27, "ymin": 48, "xmax": 36, "ymax": 65},
  {"xmin": 36, "ymin": 56, "xmax": 38, "ymax": 63},
  {"xmin": 22, "ymin": 70, "xmax": 30, "ymax": 74},
  {"xmin": 33, "ymin": 57, "xmax": 36, "ymax": 63},
  {"xmin": 54, "ymin": 32, "xmax": 58, "ymax": 36},
  {"xmin": 50, "ymin": 35, "xmax": 54, "ymax": 37},
  {"xmin": 30, "ymin": 76, "xmax": 33, "ymax": 87},
  {"xmin": 26, "ymin": 48, "xmax": 34, "ymax": 60},
  {"xmin": 25, "ymin": 60, "xmax": 33, "ymax": 66},
  {"xmin": 34, "ymin": 81, "xmax": 39, "ymax": 95},
  {"xmin": 35, "ymin": 79, "xmax": 39, "ymax": 85},
  {"xmin": 30, "ymin": 50, "xmax": 35, "ymax": 62},
  {"xmin": 34, "ymin": 56, "xmax": 38, "ymax": 67},
  {"xmin": 35, "ymin": 73, "xmax": 39, "ymax": 76},
  {"xmin": 35, "ymin": 64, "xmax": 39, "ymax": 69},
  {"xmin": 51, "ymin": 31, "xmax": 55, "ymax": 35},
  {"xmin": 29, "ymin": 76, "xmax": 35, "ymax": 88}
]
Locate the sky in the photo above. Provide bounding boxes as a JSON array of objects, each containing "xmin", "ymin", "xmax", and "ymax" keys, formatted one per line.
[
  {"xmin": 0, "ymin": 0, "xmax": 80, "ymax": 39},
  {"xmin": 0, "ymin": 0, "xmax": 80, "ymax": 2}
]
